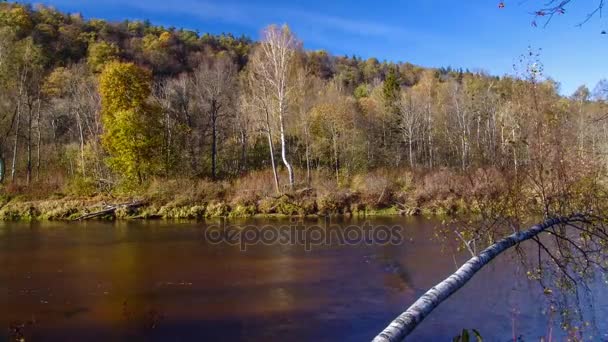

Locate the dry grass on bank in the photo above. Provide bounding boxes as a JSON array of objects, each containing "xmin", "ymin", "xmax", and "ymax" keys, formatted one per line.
[{"xmin": 0, "ymin": 167, "xmax": 519, "ymax": 221}]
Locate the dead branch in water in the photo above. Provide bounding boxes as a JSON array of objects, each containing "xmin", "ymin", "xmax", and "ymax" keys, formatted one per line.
[{"xmin": 74, "ymin": 200, "xmax": 145, "ymax": 221}]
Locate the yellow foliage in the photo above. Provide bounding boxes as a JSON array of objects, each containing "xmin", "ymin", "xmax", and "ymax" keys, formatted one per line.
[
  {"xmin": 87, "ymin": 41, "xmax": 119, "ymax": 72},
  {"xmin": 99, "ymin": 61, "xmax": 151, "ymax": 115},
  {"xmin": 98, "ymin": 62, "xmax": 162, "ymax": 183},
  {"xmin": 0, "ymin": 6, "xmax": 33, "ymax": 34},
  {"xmin": 43, "ymin": 67, "xmax": 69, "ymax": 97},
  {"xmin": 158, "ymin": 31, "xmax": 172, "ymax": 45}
]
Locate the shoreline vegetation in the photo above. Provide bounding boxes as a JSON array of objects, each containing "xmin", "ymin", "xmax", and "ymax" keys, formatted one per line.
[
  {"xmin": 0, "ymin": 167, "xmax": 585, "ymax": 221},
  {"xmin": 0, "ymin": 168, "xmax": 468, "ymax": 221}
]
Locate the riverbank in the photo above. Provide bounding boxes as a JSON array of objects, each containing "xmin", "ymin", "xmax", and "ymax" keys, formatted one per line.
[
  {"xmin": 0, "ymin": 168, "xmax": 558, "ymax": 221},
  {"xmin": 0, "ymin": 193, "xmax": 471, "ymax": 221}
]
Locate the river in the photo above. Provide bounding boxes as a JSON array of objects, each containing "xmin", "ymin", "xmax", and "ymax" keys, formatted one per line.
[{"xmin": 1, "ymin": 218, "xmax": 606, "ymax": 341}]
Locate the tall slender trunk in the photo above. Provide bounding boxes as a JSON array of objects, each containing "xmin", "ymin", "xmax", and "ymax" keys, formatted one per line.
[
  {"xmin": 333, "ymin": 134, "xmax": 339, "ymax": 184},
  {"xmin": 184, "ymin": 105, "xmax": 198, "ymax": 175},
  {"xmin": 164, "ymin": 103, "xmax": 172, "ymax": 176},
  {"xmin": 304, "ymin": 125, "xmax": 311, "ymax": 186},
  {"xmin": 512, "ymin": 128, "xmax": 518, "ymax": 173},
  {"xmin": 0, "ymin": 154, "xmax": 5, "ymax": 183},
  {"xmin": 408, "ymin": 134, "xmax": 414, "ymax": 169},
  {"xmin": 278, "ymin": 108, "xmax": 294, "ymax": 188},
  {"xmin": 461, "ymin": 136, "xmax": 467, "ymax": 171},
  {"xmin": 12, "ymin": 69, "xmax": 26, "ymax": 183},
  {"xmin": 75, "ymin": 109, "xmax": 86, "ymax": 177},
  {"xmin": 265, "ymin": 108, "xmax": 280, "ymax": 194},
  {"xmin": 26, "ymin": 102, "xmax": 33, "ymax": 185},
  {"xmin": 239, "ymin": 129, "xmax": 247, "ymax": 174},
  {"xmin": 11, "ymin": 104, "xmax": 21, "ymax": 183},
  {"xmin": 36, "ymin": 98, "xmax": 41, "ymax": 181},
  {"xmin": 211, "ymin": 107, "xmax": 218, "ymax": 180},
  {"xmin": 427, "ymin": 115, "xmax": 433, "ymax": 169}
]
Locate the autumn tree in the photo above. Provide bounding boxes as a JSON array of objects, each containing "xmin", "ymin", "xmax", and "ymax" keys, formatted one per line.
[
  {"xmin": 292, "ymin": 66, "xmax": 324, "ymax": 185},
  {"xmin": 310, "ymin": 84, "xmax": 360, "ymax": 182},
  {"xmin": 0, "ymin": 3, "xmax": 33, "ymax": 37},
  {"xmin": 99, "ymin": 61, "xmax": 162, "ymax": 184},
  {"xmin": 88, "ymin": 41, "xmax": 119, "ymax": 73}
]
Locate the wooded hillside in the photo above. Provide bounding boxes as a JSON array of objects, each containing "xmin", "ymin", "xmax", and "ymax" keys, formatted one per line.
[{"xmin": 0, "ymin": 2, "xmax": 606, "ymax": 212}]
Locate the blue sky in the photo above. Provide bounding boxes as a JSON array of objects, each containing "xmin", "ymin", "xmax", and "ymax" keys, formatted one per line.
[{"xmin": 24, "ymin": 0, "xmax": 608, "ymax": 95}]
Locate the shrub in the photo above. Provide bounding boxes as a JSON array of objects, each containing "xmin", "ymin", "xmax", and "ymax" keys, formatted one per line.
[
  {"xmin": 205, "ymin": 201, "xmax": 229, "ymax": 218},
  {"xmin": 317, "ymin": 190, "xmax": 352, "ymax": 215},
  {"xmin": 65, "ymin": 176, "xmax": 98, "ymax": 197}
]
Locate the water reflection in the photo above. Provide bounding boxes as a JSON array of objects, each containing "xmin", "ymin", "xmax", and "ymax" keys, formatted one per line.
[{"xmin": 0, "ymin": 218, "xmax": 606, "ymax": 341}]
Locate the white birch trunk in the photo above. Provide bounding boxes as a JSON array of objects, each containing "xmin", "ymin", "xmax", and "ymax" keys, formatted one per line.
[{"xmin": 279, "ymin": 110, "xmax": 294, "ymax": 188}]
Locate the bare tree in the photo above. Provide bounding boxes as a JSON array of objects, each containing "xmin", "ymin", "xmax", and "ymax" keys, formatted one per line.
[
  {"xmin": 397, "ymin": 91, "xmax": 422, "ymax": 169},
  {"xmin": 192, "ymin": 56, "xmax": 237, "ymax": 180},
  {"xmin": 44, "ymin": 64, "xmax": 103, "ymax": 181},
  {"xmin": 157, "ymin": 74, "xmax": 198, "ymax": 175},
  {"xmin": 500, "ymin": 0, "xmax": 606, "ymax": 27},
  {"xmin": 241, "ymin": 66, "xmax": 281, "ymax": 193},
  {"xmin": 250, "ymin": 24, "xmax": 301, "ymax": 189},
  {"xmin": 11, "ymin": 40, "xmax": 41, "ymax": 183},
  {"xmin": 0, "ymin": 28, "xmax": 15, "ymax": 183}
]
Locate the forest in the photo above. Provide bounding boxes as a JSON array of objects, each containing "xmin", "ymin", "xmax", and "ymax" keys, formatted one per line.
[{"xmin": 1, "ymin": 2, "xmax": 607, "ymax": 220}]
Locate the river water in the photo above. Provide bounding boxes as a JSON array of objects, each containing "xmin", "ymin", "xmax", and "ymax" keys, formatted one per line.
[{"xmin": 0, "ymin": 218, "xmax": 606, "ymax": 341}]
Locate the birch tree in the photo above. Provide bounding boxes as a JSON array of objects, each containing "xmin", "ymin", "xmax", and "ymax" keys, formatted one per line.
[
  {"xmin": 241, "ymin": 66, "xmax": 280, "ymax": 193},
  {"xmin": 250, "ymin": 24, "xmax": 300, "ymax": 189},
  {"xmin": 397, "ymin": 91, "xmax": 422, "ymax": 168}
]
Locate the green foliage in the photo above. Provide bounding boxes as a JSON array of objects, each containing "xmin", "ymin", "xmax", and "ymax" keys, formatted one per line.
[
  {"xmin": 383, "ymin": 67, "xmax": 400, "ymax": 110},
  {"xmin": 15, "ymin": 36, "xmax": 45, "ymax": 68},
  {"xmin": 65, "ymin": 175, "xmax": 97, "ymax": 197},
  {"xmin": 229, "ymin": 203, "xmax": 257, "ymax": 217},
  {"xmin": 99, "ymin": 61, "xmax": 150, "ymax": 112},
  {"xmin": 42, "ymin": 66, "xmax": 70, "ymax": 96},
  {"xmin": 205, "ymin": 201, "xmax": 229, "ymax": 218},
  {"xmin": 0, "ymin": 4, "xmax": 33, "ymax": 36},
  {"xmin": 87, "ymin": 41, "xmax": 119, "ymax": 72},
  {"xmin": 354, "ymin": 84, "xmax": 370, "ymax": 99},
  {"xmin": 99, "ymin": 62, "xmax": 163, "ymax": 184}
]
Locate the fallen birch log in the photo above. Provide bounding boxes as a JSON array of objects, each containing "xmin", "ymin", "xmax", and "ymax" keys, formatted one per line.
[
  {"xmin": 373, "ymin": 214, "xmax": 585, "ymax": 342},
  {"xmin": 74, "ymin": 200, "xmax": 145, "ymax": 221}
]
